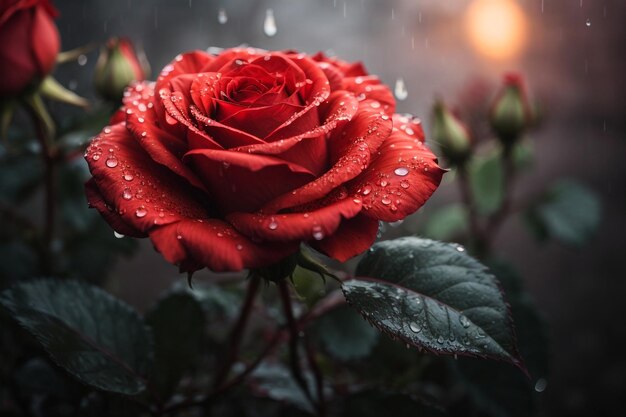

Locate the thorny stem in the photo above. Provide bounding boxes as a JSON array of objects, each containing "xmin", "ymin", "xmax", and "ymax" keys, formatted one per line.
[
  {"xmin": 212, "ymin": 274, "xmax": 261, "ymax": 390},
  {"xmin": 277, "ymin": 279, "xmax": 317, "ymax": 412}
]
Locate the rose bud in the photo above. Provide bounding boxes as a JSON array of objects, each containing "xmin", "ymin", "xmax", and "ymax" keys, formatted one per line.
[
  {"xmin": 85, "ymin": 48, "xmax": 444, "ymax": 274},
  {"xmin": 431, "ymin": 100, "xmax": 472, "ymax": 166},
  {"xmin": 94, "ymin": 37, "xmax": 149, "ymax": 102},
  {"xmin": 0, "ymin": 0, "xmax": 60, "ymax": 97},
  {"xmin": 490, "ymin": 73, "xmax": 532, "ymax": 146}
]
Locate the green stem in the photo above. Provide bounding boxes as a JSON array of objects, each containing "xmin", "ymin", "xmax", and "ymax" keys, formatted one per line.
[{"xmin": 484, "ymin": 145, "xmax": 516, "ymax": 251}]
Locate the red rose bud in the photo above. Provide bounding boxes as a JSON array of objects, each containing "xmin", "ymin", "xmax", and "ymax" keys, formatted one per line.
[
  {"xmin": 490, "ymin": 73, "xmax": 533, "ymax": 146},
  {"xmin": 94, "ymin": 37, "xmax": 149, "ymax": 102},
  {"xmin": 0, "ymin": 0, "xmax": 60, "ymax": 97},
  {"xmin": 431, "ymin": 100, "xmax": 472, "ymax": 166}
]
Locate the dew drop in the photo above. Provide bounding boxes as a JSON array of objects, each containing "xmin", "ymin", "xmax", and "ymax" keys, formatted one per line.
[
  {"xmin": 218, "ymin": 7, "xmax": 228, "ymax": 24},
  {"xmin": 394, "ymin": 77, "xmax": 408, "ymax": 101},
  {"xmin": 459, "ymin": 315, "xmax": 471, "ymax": 328},
  {"xmin": 370, "ymin": 101, "xmax": 381, "ymax": 109},
  {"xmin": 135, "ymin": 207, "xmax": 147, "ymax": 218},
  {"xmin": 394, "ymin": 167, "xmax": 409, "ymax": 176},
  {"xmin": 105, "ymin": 157, "xmax": 118, "ymax": 168},
  {"xmin": 122, "ymin": 189, "xmax": 132, "ymax": 200},
  {"xmin": 456, "ymin": 245, "xmax": 465, "ymax": 252},
  {"xmin": 361, "ymin": 185, "xmax": 372, "ymax": 195},
  {"xmin": 268, "ymin": 219, "xmax": 278, "ymax": 230},
  {"xmin": 381, "ymin": 196, "xmax": 392, "ymax": 205},
  {"xmin": 236, "ymin": 243, "xmax": 243, "ymax": 251},
  {"xmin": 312, "ymin": 226, "xmax": 324, "ymax": 240},
  {"xmin": 409, "ymin": 322, "xmax": 421, "ymax": 333},
  {"xmin": 91, "ymin": 154, "xmax": 101, "ymax": 161},
  {"xmin": 113, "ymin": 231, "xmax": 124, "ymax": 239},
  {"xmin": 123, "ymin": 173, "xmax": 134, "ymax": 181},
  {"xmin": 176, "ymin": 234, "xmax": 183, "ymax": 240},
  {"xmin": 263, "ymin": 9, "xmax": 277, "ymax": 37},
  {"xmin": 437, "ymin": 335, "xmax": 445, "ymax": 344},
  {"xmin": 400, "ymin": 180, "xmax": 410, "ymax": 189}
]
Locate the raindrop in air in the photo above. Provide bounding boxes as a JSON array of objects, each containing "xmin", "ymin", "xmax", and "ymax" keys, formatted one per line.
[
  {"xmin": 113, "ymin": 231, "xmax": 124, "ymax": 239},
  {"xmin": 585, "ymin": 18, "xmax": 591, "ymax": 27},
  {"xmin": 77, "ymin": 54, "xmax": 88, "ymax": 66},
  {"xmin": 534, "ymin": 378, "xmax": 548, "ymax": 393},
  {"xmin": 394, "ymin": 78, "xmax": 408, "ymax": 101},
  {"xmin": 263, "ymin": 9, "xmax": 277, "ymax": 37},
  {"xmin": 218, "ymin": 8, "xmax": 228, "ymax": 24}
]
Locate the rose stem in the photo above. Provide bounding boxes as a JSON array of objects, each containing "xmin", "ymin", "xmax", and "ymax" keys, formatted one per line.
[
  {"xmin": 304, "ymin": 335, "xmax": 326, "ymax": 417},
  {"xmin": 25, "ymin": 95, "xmax": 57, "ymax": 274},
  {"xmin": 457, "ymin": 163, "xmax": 483, "ymax": 252},
  {"xmin": 277, "ymin": 279, "xmax": 317, "ymax": 411},
  {"xmin": 212, "ymin": 274, "xmax": 261, "ymax": 389},
  {"xmin": 483, "ymin": 145, "xmax": 517, "ymax": 252}
]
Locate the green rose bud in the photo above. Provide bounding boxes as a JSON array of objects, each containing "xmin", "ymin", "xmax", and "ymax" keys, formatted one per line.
[
  {"xmin": 490, "ymin": 73, "xmax": 532, "ymax": 146},
  {"xmin": 431, "ymin": 100, "xmax": 472, "ymax": 166},
  {"xmin": 94, "ymin": 37, "xmax": 149, "ymax": 102}
]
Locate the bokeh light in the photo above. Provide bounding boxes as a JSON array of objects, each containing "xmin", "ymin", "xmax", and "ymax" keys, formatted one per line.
[{"xmin": 465, "ymin": 0, "xmax": 528, "ymax": 60}]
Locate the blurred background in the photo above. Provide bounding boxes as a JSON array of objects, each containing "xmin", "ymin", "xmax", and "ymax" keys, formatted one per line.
[{"xmin": 49, "ymin": 0, "xmax": 625, "ymax": 416}]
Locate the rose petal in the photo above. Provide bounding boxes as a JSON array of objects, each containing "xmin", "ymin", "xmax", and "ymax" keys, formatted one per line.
[
  {"xmin": 85, "ymin": 123, "xmax": 210, "ymax": 234},
  {"xmin": 310, "ymin": 214, "xmax": 379, "ymax": 262},
  {"xmin": 184, "ymin": 148, "xmax": 316, "ymax": 214},
  {"xmin": 122, "ymin": 82, "xmax": 208, "ymax": 191},
  {"xmin": 348, "ymin": 125, "xmax": 445, "ymax": 222},
  {"xmin": 85, "ymin": 178, "xmax": 146, "ymax": 238},
  {"xmin": 344, "ymin": 76, "xmax": 396, "ymax": 115},
  {"xmin": 31, "ymin": 3, "xmax": 60, "ymax": 76},
  {"xmin": 149, "ymin": 219, "xmax": 298, "ymax": 273},
  {"xmin": 262, "ymin": 101, "xmax": 392, "ymax": 213},
  {"xmin": 227, "ymin": 194, "xmax": 363, "ymax": 243}
]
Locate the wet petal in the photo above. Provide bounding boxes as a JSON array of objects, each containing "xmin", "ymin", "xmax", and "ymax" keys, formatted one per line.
[{"xmin": 310, "ymin": 214, "xmax": 379, "ymax": 262}]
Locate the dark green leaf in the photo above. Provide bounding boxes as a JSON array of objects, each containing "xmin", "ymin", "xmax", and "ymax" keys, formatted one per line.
[
  {"xmin": 525, "ymin": 180, "xmax": 600, "ymax": 246},
  {"xmin": 251, "ymin": 362, "xmax": 317, "ymax": 414},
  {"xmin": 310, "ymin": 305, "xmax": 379, "ymax": 361},
  {"xmin": 145, "ymin": 291, "xmax": 205, "ymax": 399},
  {"xmin": 344, "ymin": 237, "xmax": 523, "ymax": 368},
  {"xmin": 423, "ymin": 205, "xmax": 468, "ymax": 241},
  {"xmin": 470, "ymin": 152, "xmax": 503, "ymax": 215},
  {"xmin": 344, "ymin": 389, "xmax": 445, "ymax": 417},
  {"xmin": 0, "ymin": 279, "xmax": 153, "ymax": 395}
]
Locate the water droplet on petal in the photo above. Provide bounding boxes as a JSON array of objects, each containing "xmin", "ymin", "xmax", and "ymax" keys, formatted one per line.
[
  {"xmin": 400, "ymin": 180, "xmax": 410, "ymax": 189},
  {"xmin": 106, "ymin": 157, "xmax": 118, "ymax": 168},
  {"xmin": 361, "ymin": 185, "xmax": 372, "ymax": 195},
  {"xmin": 135, "ymin": 207, "xmax": 147, "ymax": 218},
  {"xmin": 122, "ymin": 189, "xmax": 132, "ymax": 200},
  {"xmin": 263, "ymin": 9, "xmax": 277, "ymax": 37},
  {"xmin": 113, "ymin": 231, "xmax": 124, "ymax": 239},
  {"xmin": 123, "ymin": 173, "xmax": 134, "ymax": 181},
  {"xmin": 236, "ymin": 243, "xmax": 243, "ymax": 251},
  {"xmin": 394, "ymin": 167, "xmax": 409, "ymax": 176},
  {"xmin": 312, "ymin": 226, "xmax": 324, "ymax": 240},
  {"xmin": 381, "ymin": 196, "xmax": 392, "ymax": 205},
  {"xmin": 92, "ymin": 154, "xmax": 100, "ymax": 161},
  {"xmin": 268, "ymin": 219, "xmax": 278, "ymax": 230}
]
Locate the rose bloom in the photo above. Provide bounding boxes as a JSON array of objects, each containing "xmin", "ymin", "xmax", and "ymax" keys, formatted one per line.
[
  {"xmin": 0, "ymin": 0, "xmax": 60, "ymax": 96},
  {"xmin": 85, "ymin": 48, "xmax": 444, "ymax": 272}
]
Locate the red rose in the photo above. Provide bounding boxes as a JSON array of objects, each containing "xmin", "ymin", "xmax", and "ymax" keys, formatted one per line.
[
  {"xmin": 85, "ymin": 48, "xmax": 444, "ymax": 273},
  {"xmin": 0, "ymin": 0, "xmax": 60, "ymax": 97}
]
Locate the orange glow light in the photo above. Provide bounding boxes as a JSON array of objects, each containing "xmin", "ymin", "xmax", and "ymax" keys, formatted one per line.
[{"xmin": 465, "ymin": 0, "xmax": 528, "ymax": 60}]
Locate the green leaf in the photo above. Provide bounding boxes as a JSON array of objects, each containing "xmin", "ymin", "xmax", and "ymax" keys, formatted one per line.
[
  {"xmin": 525, "ymin": 180, "xmax": 600, "ymax": 246},
  {"xmin": 344, "ymin": 237, "xmax": 523, "ymax": 368},
  {"xmin": 145, "ymin": 291, "xmax": 205, "ymax": 399},
  {"xmin": 310, "ymin": 305, "xmax": 379, "ymax": 361},
  {"xmin": 344, "ymin": 390, "xmax": 445, "ymax": 417},
  {"xmin": 470, "ymin": 152, "xmax": 504, "ymax": 215},
  {"xmin": 422, "ymin": 204, "xmax": 468, "ymax": 241},
  {"xmin": 0, "ymin": 279, "xmax": 153, "ymax": 395}
]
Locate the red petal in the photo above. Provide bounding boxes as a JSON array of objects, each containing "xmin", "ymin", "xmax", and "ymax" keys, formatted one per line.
[
  {"xmin": 310, "ymin": 214, "xmax": 379, "ymax": 262},
  {"xmin": 122, "ymin": 82, "xmax": 207, "ymax": 192},
  {"xmin": 262, "ymin": 101, "xmax": 392, "ymax": 213},
  {"xmin": 85, "ymin": 178, "xmax": 146, "ymax": 238},
  {"xmin": 343, "ymin": 76, "xmax": 396, "ymax": 115},
  {"xmin": 227, "ymin": 195, "xmax": 363, "ymax": 243},
  {"xmin": 348, "ymin": 123, "xmax": 445, "ymax": 222},
  {"xmin": 149, "ymin": 219, "xmax": 298, "ymax": 272},
  {"xmin": 85, "ymin": 123, "xmax": 209, "ymax": 234},
  {"xmin": 184, "ymin": 148, "xmax": 315, "ymax": 213}
]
